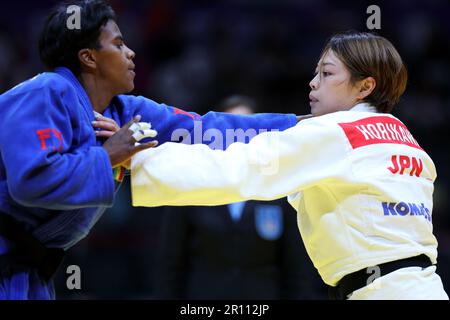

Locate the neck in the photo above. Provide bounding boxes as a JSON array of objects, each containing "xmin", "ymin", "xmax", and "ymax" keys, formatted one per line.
[
  {"xmin": 350, "ymin": 101, "xmax": 377, "ymax": 113},
  {"xmin": 78, "ymin": 72, "xmax": 115, "ymax": 113}
]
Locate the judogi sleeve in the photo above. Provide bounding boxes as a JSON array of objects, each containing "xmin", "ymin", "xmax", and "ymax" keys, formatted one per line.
[
  {"xmin": 131, "ymin": 117, "xmax": 352, "ymax": 206},
  {"xmin": 118, "ymin": 95, "xmax": 298, "ymax": 147},
  {"xmin": 0, "ymin": 83, "xmax": 115, "ymax": 210}
]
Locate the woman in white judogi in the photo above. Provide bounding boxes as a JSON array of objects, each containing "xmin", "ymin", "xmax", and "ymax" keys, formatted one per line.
[{"xmin": 131, "ymin": 32, "xmax": 449, "ymax": 300}]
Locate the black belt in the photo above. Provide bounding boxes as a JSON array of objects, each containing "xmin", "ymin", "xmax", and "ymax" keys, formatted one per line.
[
  {"xmin": 328, "ymin": 254, "xmax": 433, "ymax": 300},
  {"xmin": 0, "ymin": 213, "xmax": 65, "ymax": 282}
]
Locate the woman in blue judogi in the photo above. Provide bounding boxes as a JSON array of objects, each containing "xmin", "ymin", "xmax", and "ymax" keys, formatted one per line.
[{"xmin": 0, "ymin": 0, "xmax": 298, "ymax": 299}]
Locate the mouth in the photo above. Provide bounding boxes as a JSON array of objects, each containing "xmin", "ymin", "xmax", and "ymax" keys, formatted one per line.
[{"xmin": 309, "ymin": 93, "xmax": 318, "ymax": 103}]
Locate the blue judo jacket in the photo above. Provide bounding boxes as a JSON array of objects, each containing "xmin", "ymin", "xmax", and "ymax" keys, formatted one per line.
[{"xmin": 0, "ymin": 67, "xmax": 297, "ymax": 299}]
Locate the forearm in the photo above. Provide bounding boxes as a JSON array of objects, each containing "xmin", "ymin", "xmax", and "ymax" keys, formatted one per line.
[
  {"xmin": 131, "ymin": 127, "xmax": 301, "ymax": 206},
  {"xmin": 131, "ymin": 117, "xmax": 347, "ymax": 207},
  {"xmin": 8, "ymin": 147, "xmax": 115, "ymax": 209}
]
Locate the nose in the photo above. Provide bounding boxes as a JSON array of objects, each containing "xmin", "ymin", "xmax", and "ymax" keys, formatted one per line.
[
  {"xmin": 126, "ymin": 45, "xmax": 135, "ymax": 60},
  {"xmin": 309, "ymin": 74, "xmax": 319, "ymax": 90}
]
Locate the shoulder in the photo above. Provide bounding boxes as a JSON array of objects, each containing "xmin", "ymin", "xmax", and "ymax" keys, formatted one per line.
[
  {"xmin": 311, "ymin": 110, "xmax": 377, "ymax": 123},
  {"xmin": 2, "ymin": 71, "xmax": 74, "ymax": 98},
  {"xmin": 287, "ymin": 111, "xmax": 385, "ymax": 147},
  {"xmin": 292, "ymin": 111, "xmax": 351, "ymax": 134},
  {"xmin": 116, "ymin": 94, "xmax": 161, "ymax": 107},
  {"xmin": 300, "ymin": 110, "xmax": 390, "ymax": 130},
  {"xmin": 114, "ymin": 95, "xmax": 176, "ymax": 123}
]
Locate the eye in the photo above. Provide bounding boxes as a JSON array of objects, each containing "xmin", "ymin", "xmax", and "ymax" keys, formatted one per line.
[
  {"xmin": 322, "ymin": 71, "xmax": 331, "ymax": 77},
  {"xmin": 116, "ymin": 42, "xmax": 124, "ymax": 49}
]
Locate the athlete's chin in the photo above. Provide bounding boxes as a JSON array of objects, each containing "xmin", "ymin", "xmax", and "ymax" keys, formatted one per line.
[
  {"xmin": 310, "ymin": 103, "xmax": 333, "ymax": 117},
  {"xmin": 310, "ymin": 103, "xmax": 320, "ymax": 116},
  {"xmin": 121, "ymin": 72, "xmax": 136, "ymax": 93},
  {"xmin": 123, "ymin": 81, "xmax": 135, "ymax": 94}
]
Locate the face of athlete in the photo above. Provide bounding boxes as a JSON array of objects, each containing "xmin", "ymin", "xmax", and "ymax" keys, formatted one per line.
[
  {"xmin": 309, "ymin": 50, "xmax": 363, "ymax": 116},
  {"xmin": 93, "ymin": 20, "xmax": 136, "ymax": 94}
]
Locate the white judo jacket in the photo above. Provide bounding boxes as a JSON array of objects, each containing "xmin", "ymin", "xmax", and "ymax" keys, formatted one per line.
[{"xmin": 131, "ymin": 103, "xmax": 438, "ymax": 286}]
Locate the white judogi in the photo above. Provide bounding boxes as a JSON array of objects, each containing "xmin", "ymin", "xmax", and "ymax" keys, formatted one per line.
[{"xmin": 131, "ymin": 103, "xmax": 448, "ymax": 299}]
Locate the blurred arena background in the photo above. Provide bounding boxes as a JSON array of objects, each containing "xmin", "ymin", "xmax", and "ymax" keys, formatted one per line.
[{"xmin": 1, "ymin": 0, "xmax": 449, "ymax": 299}]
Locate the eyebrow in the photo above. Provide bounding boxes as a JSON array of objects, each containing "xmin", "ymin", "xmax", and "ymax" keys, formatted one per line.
[
  {"xmin": 113, "ymin": 35, "xmax": 124, "ymax": 41},
  {"xmin": 315, "ymin": 61, "xmax": 335, "ymax": 73}
]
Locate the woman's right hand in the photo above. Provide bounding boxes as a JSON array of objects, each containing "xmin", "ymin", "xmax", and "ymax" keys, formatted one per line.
[{"xmin": 102, "ymin": 115, "xmax": 158, "ymax": 168}]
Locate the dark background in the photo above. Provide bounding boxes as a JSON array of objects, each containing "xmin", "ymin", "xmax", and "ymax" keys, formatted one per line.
[{"xmin": 0, "ymin": 0, "xmax": 449, "ymax": 299}]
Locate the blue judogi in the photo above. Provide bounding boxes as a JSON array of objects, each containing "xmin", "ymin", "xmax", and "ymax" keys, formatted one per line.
[{"xmin": 0, "ymin": 67, "xmax": 297, "ymax": 299}]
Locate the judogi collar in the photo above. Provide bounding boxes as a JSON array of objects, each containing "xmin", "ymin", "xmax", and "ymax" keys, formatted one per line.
[
  {"xmin": 54, "ymin": 67, "xmax": 95, "ymax": 119},
  {"xmin": 349, "ymin": 102, "xmax": 377, "ymax": 113}
]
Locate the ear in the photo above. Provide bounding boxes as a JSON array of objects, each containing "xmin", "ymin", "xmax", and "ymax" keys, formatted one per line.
[
  {"xmin": 357, "ymin": 77, "xmax": 376, "ymax": 100},
  {"xmin": 78, "ymin": 48, "xmax": 97, "ymax": 71}
]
